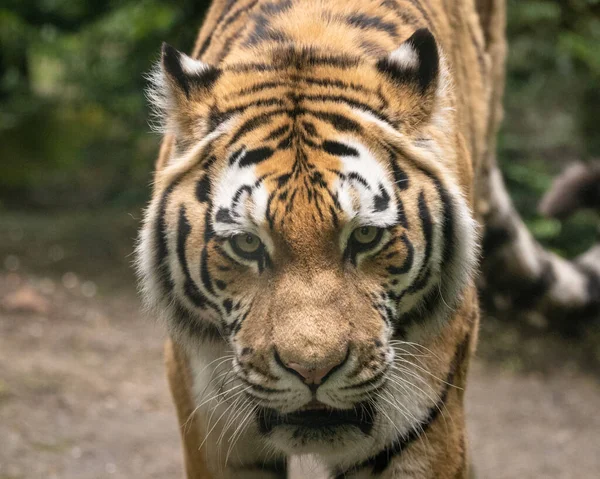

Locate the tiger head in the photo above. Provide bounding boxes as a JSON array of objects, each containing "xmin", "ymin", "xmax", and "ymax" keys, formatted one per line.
[{"xmin": 137, "ymin": 29, "xmax": 478, "ymax": 456}]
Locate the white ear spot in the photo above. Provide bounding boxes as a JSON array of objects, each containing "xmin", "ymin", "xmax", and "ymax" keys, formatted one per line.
[
  {"xmin": 180, "ymin": 54, "xmax": 210, "ymax": 76},
  {"xmin": 388, "ymin": 43, "xmax": 419, "ymax": 70}
]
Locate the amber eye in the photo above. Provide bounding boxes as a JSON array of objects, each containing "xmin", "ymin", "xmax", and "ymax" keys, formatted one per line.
[
  {"xmin": 231, "ymin": 233, "xmax": 262, "ymax": 257},
  {"xmin": 345, "ymin": 226, "xmax": 385, "ymax": 263},
  {"xmin": 352, "ymin": 226, "xmax": 380, "ymax": 245}
]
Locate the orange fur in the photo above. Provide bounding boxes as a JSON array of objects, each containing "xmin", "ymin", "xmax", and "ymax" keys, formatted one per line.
[{"xmin": 138, "ymin": 1, "xmax": 509, "ymax": 477}]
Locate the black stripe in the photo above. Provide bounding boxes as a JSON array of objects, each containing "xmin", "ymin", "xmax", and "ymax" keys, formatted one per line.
[
  {"xmin": 373, "ymin": 184, "xmax": 391, "ymax": 212},
  {"xmin": 171, "ymin": 299, "xmax": 223, "ymax": 341},
  {"xmin": 155, "ymin": 181, "xmax": 180, "ymax": 294},
  {"xmin": 378, "ymin": 235, "xmax": 400, "ymax": 255},
  {"xmin": 302, "ymin": 121, "xmax": 318, "ymax": 137},
  {"xmin": 227, "ymin": 107, "xmax": 363, "ymax": 146},
  {"xmin": 260, "ymin": 0, "xmax": 293, "ymax": 15},
  {"xmin": 227, "ymin": 52, "xmax": 360, "ymax": 73},
  {"xmin": 276, "ymin": 134, "xmax": 292, "ymax": 149},
  {"xmin": 240, "ymin": 376, "xmax": 289, "ymax": 394},
  {"xmin": 218, "ymin": 0, "xmax": 259, "ymax": 33},
  {"xmin": 292, "ymin": 92, "xmax": 391, "ymax": 123},
  {"xmin": 195, "ymin": 35, "xmax": 212, "ymax": 60},
  {"xmin": 238, "ymin": 146, "xmax": 274, "ymax": 168},
  {"xmin": 271, "ymin": 47, "xmax": 361, "ymax": 69},
  {"xmin": 264, "ymin": 124, "xmax": 290, "ymax": 140},
  {"xmin": 216, "ymin": 30, "xmax": 241, "ymax": 63},
  {"xmin": 197, "ymin": 0, "xmax": 239, "ymax": 59},
  {"xmin": 222, "ymin": 298, "xmax": 233, "ymax": 314},
  {"xmin": 220, "ymin": 97, "xmax": 287, "ymax": 117},
  {"xmin": 307, "ymin": 110, "xmax": 362, "ymax": 132},
  {"xmin": 244, "ymin": 14, "xmax": 289, "ymax": 47},
  {"xmin": 340, "ymin": 366, "xmax": 389, "ymax": 391},
  {"xmin": 406, "ymin": 190, "xmax": 434, "ymax": 293},
  {"xmin": 322, "ymin": 140, "xmax": 359, "ymax": 157},
  {"xmin": 215, "ymin": 207, "xmax": 237, "ymax": 224},
  {"xmin": 232, "ymin": 185, "xmax": 253, "ymax": 206},
  {"xmin": 177, "ymin": 206, "xmax": 211, "ymax": 308},
  {"xmin": 406, "ymin": 267, "xmax": 431, "ymax": 295},
  {"xmin": 346, "ymin": 172, "xmax": 369, "ymax": 189},
  {"xmin": 228, "ymin": 114, "xmax": 275, "ymax": 146},
  {"xmin": 390, "ymin": 154, "xmax": 410, "ymax": 191},
  {"xmin": 346, "ymin": 12, "xmax": 398, "ymax": 38},
  {"xmin": 405, "ymin": 0, "xmax": 437, "ymax": 36},
  {"xmin": 148, "ymin": 138, "xmax": 225, "ymax": 340},
  {"xmin": 200, "ymin": 247, "xmax": 216, "ymax": 296},
  {"xmin": 387, "ymin": 233, "xmax": 414, "ymax": 275},
  {"xmin": 228, "ymin": 147, "xmax": 246, "ymax": 166},
  {"xmin": 289, "ymin": 74, "xmax": 376, "ymax": 95},
  {"xmin": 233, "ymin": 80, "xmax": 285, "ymax": 97},
  {"xmin": 396, "ymin": 197, "xmax": 409, "ymax": 228},
  {"xmin": 195, "ymin": 155, "xmax": 217, "ymax": 202},
  {"xmin": 380, "ymin": 0, "xmax": 422, "ymax": 28},
  {"xmin": 399, "ymin": 283, "xmax": 438, "ymax": 327},
  {"xmin": 430, "ymin": 176, "xmax": 454, "ymax": 266}
]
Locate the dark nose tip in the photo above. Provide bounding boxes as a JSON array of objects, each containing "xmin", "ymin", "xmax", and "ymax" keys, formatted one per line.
[{"xmin": 275, "ymin": 348, "xmax": 349, "ymax": 386}]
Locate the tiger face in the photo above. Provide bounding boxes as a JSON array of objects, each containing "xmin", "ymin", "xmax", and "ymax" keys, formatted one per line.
[{"xmin": 138, "ymin": 29, "xmax": 478, "ymax": 457}]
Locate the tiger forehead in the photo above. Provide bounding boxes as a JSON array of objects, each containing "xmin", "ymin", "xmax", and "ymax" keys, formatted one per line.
[
  {"xmin": 216, "ymin": 50, "xmax": 383, "ymax": 101},
  {"xmin": 208, "ymin": 45, "xmax": 403, "ymax": 127},
  {"xmin": 210, "ymin": 121, "xmax": 402, "ymax": 244}
]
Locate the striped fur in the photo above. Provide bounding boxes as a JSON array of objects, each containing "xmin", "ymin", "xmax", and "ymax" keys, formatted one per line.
[{"xmin": 136, "ymin": 0, "xmax": 599, "ymax": 477}]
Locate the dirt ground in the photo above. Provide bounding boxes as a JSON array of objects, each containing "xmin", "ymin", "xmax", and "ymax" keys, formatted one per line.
[{"xmin": 1, "ymin": 273, "xmax": 599, "ymax": 479}]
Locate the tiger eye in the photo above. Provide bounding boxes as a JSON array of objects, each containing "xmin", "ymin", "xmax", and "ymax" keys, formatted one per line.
[
  {"xmin": 232, "ymin": 233, "xmax": 262, "ymax": 254},
  {"xmin": 353, "ymin": 226, "xmax": 379, "ymax": 244}
]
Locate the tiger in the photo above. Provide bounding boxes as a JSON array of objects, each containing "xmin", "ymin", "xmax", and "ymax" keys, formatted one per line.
[{"xmin": 135, "ymin": 0, "xmax": 600, "ymax": 478}]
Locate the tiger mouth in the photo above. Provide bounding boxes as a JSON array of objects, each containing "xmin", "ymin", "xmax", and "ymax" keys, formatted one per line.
[{"xmin": 257, "ymin": 401, "xmax": 376, "ymax": 435}]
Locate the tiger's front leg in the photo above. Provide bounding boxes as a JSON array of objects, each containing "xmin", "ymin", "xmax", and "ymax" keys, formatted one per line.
[{"xmin": 166, "ymin": 339, "xmax": 288, "ymax": 479}]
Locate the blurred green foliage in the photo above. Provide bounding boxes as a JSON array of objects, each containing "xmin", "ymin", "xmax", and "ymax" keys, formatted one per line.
[
  {"xmin": 500, "ymin": 0, "xmax": 600, "ymax": 257},
  {"xmin": 0, "ymin": 0, "xmax": 211, "ymax": 208},
  {"xmin": 0, "ymin": 0, "xmax": 598, "ymax": 255}
]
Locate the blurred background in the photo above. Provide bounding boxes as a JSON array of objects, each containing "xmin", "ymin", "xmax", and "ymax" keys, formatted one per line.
[{"xmin": 0, "ymin": 1, "xmax": 599, "ymax": 478}]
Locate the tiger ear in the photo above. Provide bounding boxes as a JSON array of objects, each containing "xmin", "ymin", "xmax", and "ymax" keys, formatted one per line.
[
  {"xmin": 160, "ymin": 43, "xmax": 220, "ymax": 99},
  {"xmin": 376, "ymin": 28, "xmax": 439, "ymax": 95},
  {"xmin": 147, "ymin": 43, "xmax": 220, "ymax": 132}
]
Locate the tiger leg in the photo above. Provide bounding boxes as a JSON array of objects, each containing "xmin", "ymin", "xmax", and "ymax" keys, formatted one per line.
[
  {"xmin": 165, "ymin": 339, "xmax": 215, "ymax": 479},
  {"xmin": 165, "ymin": 339, "xmax": 287, "ymax": 479}
]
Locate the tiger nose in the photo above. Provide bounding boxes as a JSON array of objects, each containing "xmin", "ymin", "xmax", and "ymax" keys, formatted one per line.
[
  {"xmin": 276, "ymin": 349, "xmax": 349, "ymax": 386},
  {"xmin": 286, "ymin": 363, "xmax": 336, "ymax": 385}
]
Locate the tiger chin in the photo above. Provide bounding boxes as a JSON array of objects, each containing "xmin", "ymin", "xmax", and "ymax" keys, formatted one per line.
[{"xmin": 136, "ymin": 1, "xmax": 496, "ymax": 478}]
